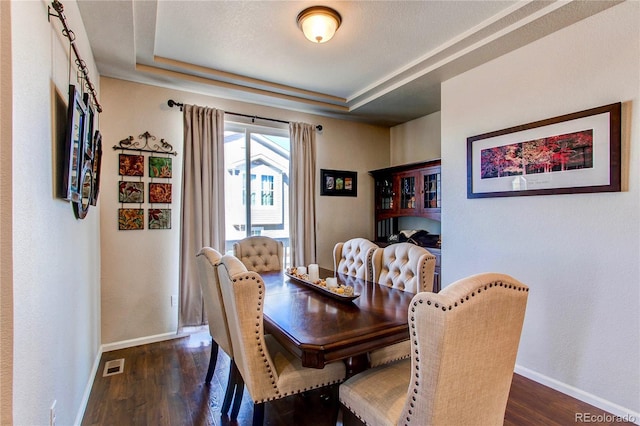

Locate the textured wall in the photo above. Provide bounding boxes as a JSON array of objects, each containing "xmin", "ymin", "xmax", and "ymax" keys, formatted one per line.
[
  {"xmin": 11, "ymin": 1, "xmax": 102, "ymax": 424},
  {"xmin": 441, "ymin": 1, "xmax": 639, "ymax": 416}
]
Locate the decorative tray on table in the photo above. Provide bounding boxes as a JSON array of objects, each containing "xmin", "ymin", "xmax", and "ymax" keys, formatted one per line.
[{"xmin": 285, "ymin": 268, "xmax": 360, "ymax": 302}]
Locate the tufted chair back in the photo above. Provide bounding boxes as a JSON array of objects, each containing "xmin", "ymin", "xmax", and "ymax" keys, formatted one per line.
[
  {"xmin": 196, "ymin": 247, "xmax": 232, "ymax": 355},
  {"xmin": 339, "ymin": 273, "xmax": 529, "ymax": 426},
  {"xmin": 217, "ymin": 254, "xmax": 345, "ymax": 423},
  {"xmin": 233, "ymin": 236, "xmax": 284, "ymax": 273},
  {"xmin": 333, "ymin": 238, "xmax": 378, "ymax": 282},
  {"xmin": 372, "ymin": 242, "xmax": 436, "ymax": 293}
]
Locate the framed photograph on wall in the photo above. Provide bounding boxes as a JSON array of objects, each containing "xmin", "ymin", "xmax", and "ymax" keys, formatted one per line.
[
  {"xmin": 320, "ymin": 169, "xmax": 357, "ymax": 197},
  {"xmin": 62, "ymin": 85, "xmax": 87, "ymax": 202},
  {"xmin": 467, "ymin": 102, "xmax": 621, "ymax": 198}
]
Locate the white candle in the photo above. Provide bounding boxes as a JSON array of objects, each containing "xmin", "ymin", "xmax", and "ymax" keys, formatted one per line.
[
  {"xmin": 297, "ymin": 266, "xmax": 307, "ymax": 275},
  {"xmin": 308, "ymin": 264, "xmax": 320, "ymax": 282},
  {"xmin": 326, "ymin": 277, "xmax": 338, "ymax": 288}
]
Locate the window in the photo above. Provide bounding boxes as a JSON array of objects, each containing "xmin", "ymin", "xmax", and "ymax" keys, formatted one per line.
[
  {"xmin": 223, "ymin": 123, "xmax": 290, "ymax": 262},
  {"xmin": 261, "ymin": 175, "xmax": 274, "ymax": 206}
]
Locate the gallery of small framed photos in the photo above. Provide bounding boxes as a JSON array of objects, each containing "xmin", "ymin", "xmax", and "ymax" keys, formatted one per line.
[{"xmin": 114, "ymin": 131, "xmax": 177, "ymax": 231}]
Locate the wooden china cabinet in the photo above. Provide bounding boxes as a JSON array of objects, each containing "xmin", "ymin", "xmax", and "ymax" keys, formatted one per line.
[{"xmin": 369, "ymin": 159, "xmax": 442, "ymax": 291}]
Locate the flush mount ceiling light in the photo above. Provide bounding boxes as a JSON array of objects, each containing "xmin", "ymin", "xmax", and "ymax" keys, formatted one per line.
[{"xmin": 297, "ymin": 6, "xmax": 342, "ymax": 44}]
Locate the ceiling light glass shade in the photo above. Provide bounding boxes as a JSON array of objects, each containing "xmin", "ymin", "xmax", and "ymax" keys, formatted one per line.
[{"xmin": 297, "ymin": 6, "xmax": 342, "ymax": 44}]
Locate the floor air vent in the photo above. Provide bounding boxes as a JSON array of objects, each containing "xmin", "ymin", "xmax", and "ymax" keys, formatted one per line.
[{"xmin": 102, "ymin": 358, "xmax": 125, "ymax": 377}]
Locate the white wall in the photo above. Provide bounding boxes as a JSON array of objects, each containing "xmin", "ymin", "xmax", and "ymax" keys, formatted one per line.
[
  {"xmin": 11, "ymin": 1, "xmax": 101, "ymax": 425},
  {"xmin": 441, "ymin": 1, "xmax": 638, "ymax": 417},
  {"xmin": 100, "ymin": 77, "xmax": 389, "ymax": 344}
]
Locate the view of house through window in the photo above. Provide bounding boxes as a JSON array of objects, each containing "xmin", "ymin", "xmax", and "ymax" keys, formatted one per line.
[{"xmin": 224, "ymin": 123, "xmax": 290, "ymax": 265}]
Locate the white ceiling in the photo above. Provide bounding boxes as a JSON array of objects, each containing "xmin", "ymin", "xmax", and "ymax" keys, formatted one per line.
[{"xmin": 77, "ymin": 0, "xmax": 620, "ymax": 126}]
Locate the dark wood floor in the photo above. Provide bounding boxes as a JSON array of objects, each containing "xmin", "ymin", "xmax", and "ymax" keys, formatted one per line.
[{"xmin": 82, "ymin": 332, "xmax": 630, "ymax": 426}]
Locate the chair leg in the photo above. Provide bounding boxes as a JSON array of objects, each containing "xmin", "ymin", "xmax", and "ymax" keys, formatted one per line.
[
  {"xmin": 329, "ymin": 384, "xmax": 340, "ymax": 425},
  {"xmin": 252, "ymin": 402, "xmax": 265, "ymax": 426},
  {"xmin": 230, "ymin": 363, "xmax": 245, "ymax": 420},
  {"xmin": 205, "ymin": 339, "xmax": 219, "ymax": 385},
  {"xmin": 221, "ymin": 360, "xmax": 238, "ymax": 415}
]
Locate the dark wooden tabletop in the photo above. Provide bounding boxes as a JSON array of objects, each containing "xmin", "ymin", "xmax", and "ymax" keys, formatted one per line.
[{"xmin": 261, "ymin": 268, "xmax": 414, "ymax": 370}]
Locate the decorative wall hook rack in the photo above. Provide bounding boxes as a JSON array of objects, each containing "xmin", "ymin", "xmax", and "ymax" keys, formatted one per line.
[{"xmin": 112, "ymin": 131, "xmax": 178, "ymax": 156}]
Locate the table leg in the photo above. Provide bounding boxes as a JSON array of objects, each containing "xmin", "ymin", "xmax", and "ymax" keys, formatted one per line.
[{"xmin": 344, "ymin": 354, "xmax": 370, "ymax": 378}]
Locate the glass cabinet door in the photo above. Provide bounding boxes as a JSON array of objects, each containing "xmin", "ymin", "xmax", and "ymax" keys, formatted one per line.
[
  {"xmin": 376, "ymin": 176, "xmax": 395, "ymax": 211},
  {"xmin": 399, "ymin": 175, "xmax": 416, "ymax": 209},
  {"xmin": 423, "ymin": 170, "xmax": 441, "ymax": 209}
]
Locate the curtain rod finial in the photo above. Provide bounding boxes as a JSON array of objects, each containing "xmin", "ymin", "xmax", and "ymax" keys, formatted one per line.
[{"xmin": 168, "ymin": 99, "xmax": 183, "ymax": 111}]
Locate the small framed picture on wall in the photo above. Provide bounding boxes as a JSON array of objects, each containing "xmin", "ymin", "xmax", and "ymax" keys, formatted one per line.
[{"xmin": 320, "ymin": 169, "xmax": 357, "ymax": 197}]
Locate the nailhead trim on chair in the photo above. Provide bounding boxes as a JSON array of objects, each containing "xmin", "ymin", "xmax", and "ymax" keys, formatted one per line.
[
  {"xmin": 402, "ymin": 279, "xmax": 529, "ymax": 425},
  {"xmin": 234, "ymin": 273, "xmax": 344, "ymax": 405}
]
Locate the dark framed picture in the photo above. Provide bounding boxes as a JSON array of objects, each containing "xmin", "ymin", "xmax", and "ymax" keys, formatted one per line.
[
  {"xmin": 62, "ymin": 85, "xmax": 87, "ymax": 202},
  {"xmin": 118, "ymin": 208, "xmax": 144, "ymax": 230},
  {"xmin": 467, "ymin": 102, "xmax": 621, "ymax": 198},
  {"xmin": 149, "ymin": 183, "xmax": 172, "ymax": 203},
  {"xmin": 149, "ymin": 208, "xmax": 172, "ymax": 229},
  {"xmin": 90, "ymin": 131, "xmax": 103, "ymax": 206},
  {"xmin": 320, "ymin": 169, "xmax": 357, "ymax": 197},
  {"xmin": 119, "ymin": 181, "xmax": 144, "ymax": 203},
  {"xmin": 149, "ymin": 157, "xmax": 172, "ymax": 178},
  {"xmin": 119, "ymin": 154, "xmax": 144, "ymax": 176}
]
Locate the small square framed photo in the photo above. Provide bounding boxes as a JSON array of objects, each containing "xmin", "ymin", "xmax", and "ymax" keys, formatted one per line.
[{"xmin": 320, "ymin": 169, "xmax": 357, "ymax": 197}]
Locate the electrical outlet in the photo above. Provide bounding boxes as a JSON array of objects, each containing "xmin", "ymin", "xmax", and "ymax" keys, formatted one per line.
[
  {"xmin": 50, "ymin": 400, "xmax": 56, "ymax": 426},
  {"xmin": 171, "ymin": 295, "xmax": 178, "ymax": 307}
]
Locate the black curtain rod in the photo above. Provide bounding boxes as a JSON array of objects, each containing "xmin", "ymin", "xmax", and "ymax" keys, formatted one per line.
[
  {"xmin": 167, "ymin": 99, "xmax": 322, "ymax": 131},
  {"xmin": 49, "ymin": 0, "xmax": 103, "ymax": 112}
]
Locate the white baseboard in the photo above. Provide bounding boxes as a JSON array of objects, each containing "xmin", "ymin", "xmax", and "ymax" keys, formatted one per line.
[
  {"xmin": 515, "ymin": 364, "xmax": 640, "ymax": 424},
  {"xmin": 73, "ymin": 331, "xmax": 190, "ymax": 425},
  {"xmin": 101, "ymin": 331, "xmax": 188, "ymax": 353},
  {"xmin": 73, "ymin": 346, "xmax": 102, "ymax": 426}
]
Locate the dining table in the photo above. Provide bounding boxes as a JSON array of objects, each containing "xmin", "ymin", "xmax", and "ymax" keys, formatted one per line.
[{"xmin": 261, "ymin": 268, "xmax": 415, "ymax": 376}]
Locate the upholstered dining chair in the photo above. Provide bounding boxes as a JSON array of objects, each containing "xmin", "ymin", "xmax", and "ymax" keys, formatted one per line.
[
  {"xmin": 333, "ymin": 238, "xmax": 378, "ymax": 282},
  {"xmin": 233, "ymin": 236, "xmax": 284, "ymax": 272},
  {"xmin": 368, "ymin": 242, "xmax": 436, "ymax": 367},
  {"xmin": 217, "ymin": 254, "xmax": 346, "ymax": 425},
  {"xmin": 195, "ymin": 248, "xmax": 243, "ymax": 417},
  {"xmin": 339, "ymin": 273, "xmax": 529, "ymax": 426}
]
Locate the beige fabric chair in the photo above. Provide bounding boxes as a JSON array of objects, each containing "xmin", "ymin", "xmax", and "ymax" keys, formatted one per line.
[
  {"xmin": 340, "ymin": 273, "xmax": 529, "ymax": 426},
  {"xmin": 217, "ymin": 254, "xmax": 346, "ymax": 425},
  {"xmin": 233, "ymin": 236, "xmax": 284, "ymax": 272},
  {"xmin": 333, "ymin": 238, "xmax": 378, "ymax": 282},
  {"xmin": 195, "ymin": 248, "xmax": 243, "ymax": 416},
  {"xmin": 368, "ymin": 243, "xmax": 437, "ymax": 367}
]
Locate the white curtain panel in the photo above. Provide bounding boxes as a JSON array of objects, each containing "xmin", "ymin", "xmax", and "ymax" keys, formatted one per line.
[
  {"xmin": 179, "ymin": 105, "xmax": 226, "ymax": 329},
  {"xmin": 288, "ymin": 122, "xmax": 317, "ymax": 266}
]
